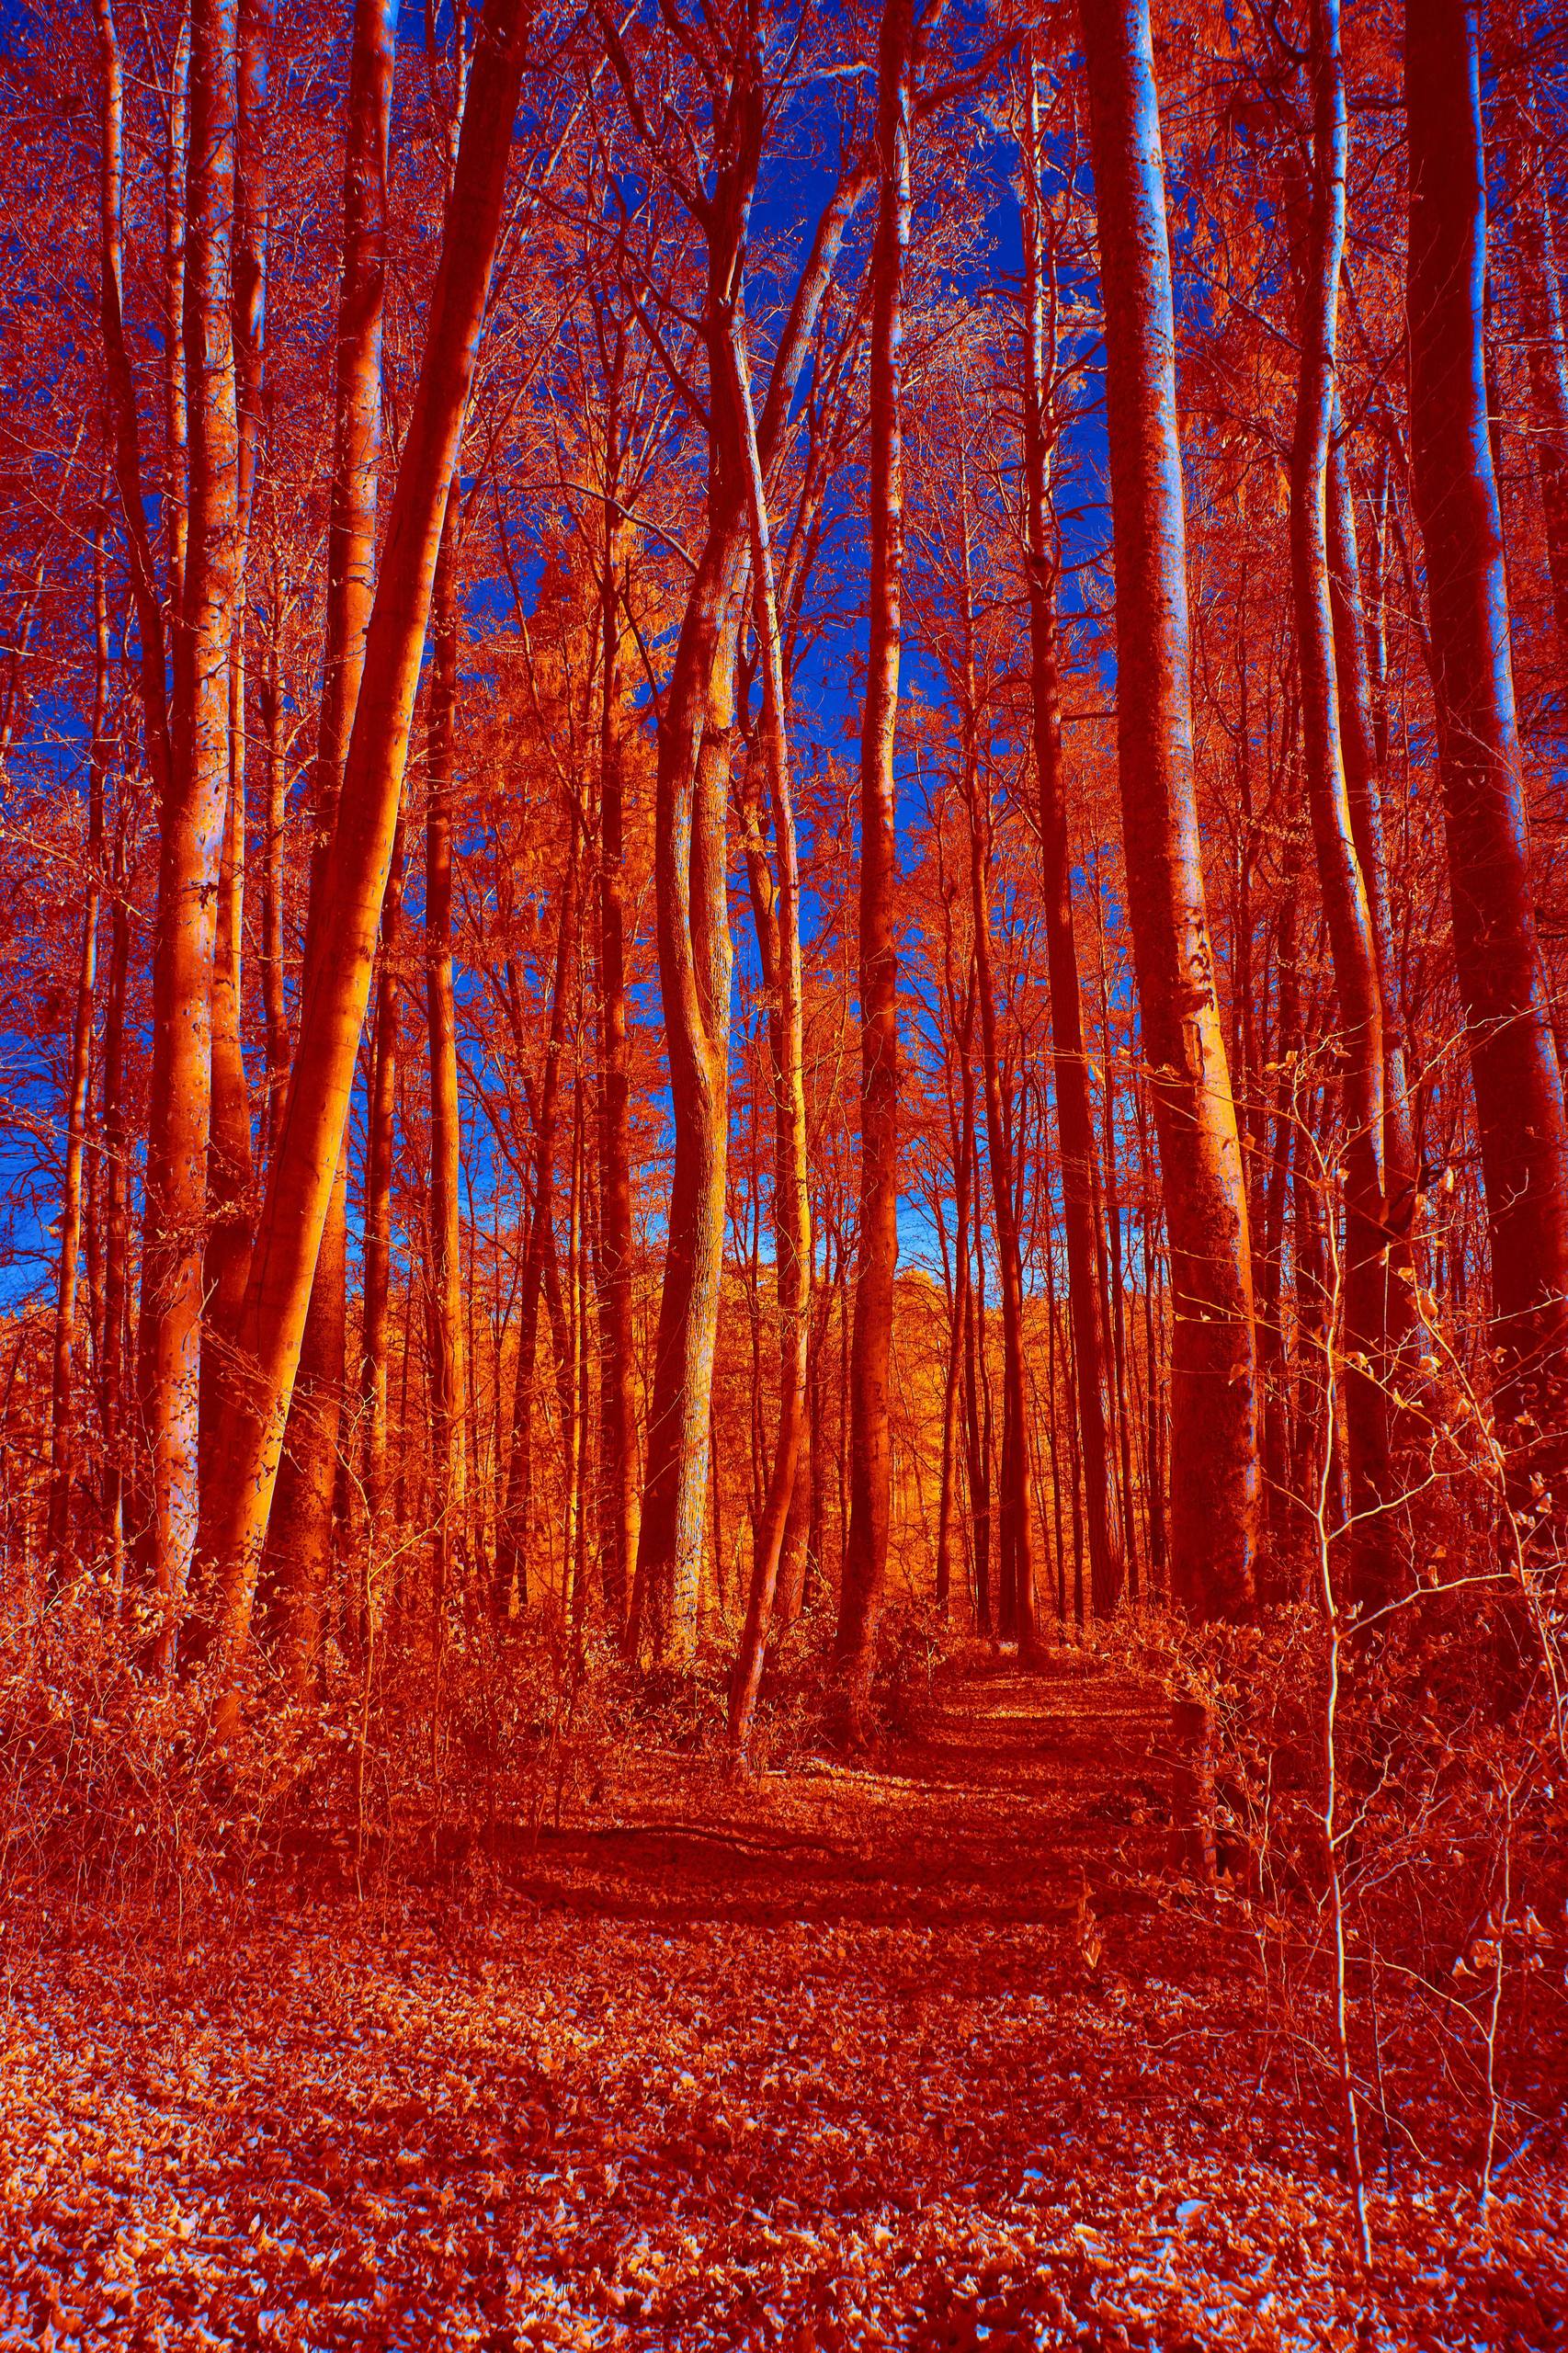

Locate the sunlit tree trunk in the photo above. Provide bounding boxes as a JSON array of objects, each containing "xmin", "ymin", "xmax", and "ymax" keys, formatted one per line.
[
  {"xmin": 497, "ymin": 823, "xmax": 579, "ymax": 1619},
  {"xmin": 1326, "ymin": 421, "xmax": 1419, "ymax": 1250},
  {"xmin": 728, "ymin": 311, "xmax": 812, "ymax": 1754},
  {"xmin": 1079, "ymin": 0, "xmax": 1259, "ymax": 1618},
  {"xmin": 101, "ymin": 801, "xmax": 132, "ymax": 1597},
  {"xmin": 594, "ymin": 364, "xmax": 637, "ymax": 1635},
  {"xmin": 47, "ymin": 506, "xmax": 108, "ymax": 1574},
  {"xmin": 256, "ymin": 568, "xmax": 290, "ymax": 1154},
  {"xmin": 263, "ymin": 0, "xmax": 396, "ymax": 1686},
  {"xmin": 196, "ymin": 0, "xmax": 529, "ymax": 1716},
  {"xmin": 838, "ymin": 0, "xmax": 915, "ymax": 1723},
  {"xmin": 164, "ymin": 6, "xmax": 191, "ymax": 618},
  {"xmin": 360, "ymin": 813, "xmax": 404, "ymax": 1582},
  {"xmin": 201, "ymin": 0, "xmax": 268, "ymax": 1399},
  {"xmin": 1021, "ymin": 54, "xmax": 1120, "ymax": 1617},
  {"xmin": 1289, "ymin": 0, "xmax": 1394, "ymax": 1599},
  {"xmin": 426, "ymin": 490, "xmax": 467, "ymax": 1630},
  {"xmin": 953, "ymin": 483, "xmax": 1040, "ymax": 1650},
  {"xmin": 1405, "ymin": 0, "xmax": 1568, "ymax": 1486},
  {"xmin": 139, "ymin": 0, "xmax": 241, "ymax": 1658}
]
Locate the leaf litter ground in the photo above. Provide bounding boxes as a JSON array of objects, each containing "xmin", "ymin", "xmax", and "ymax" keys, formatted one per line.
[{"xmin": 1, "ymin": 1662, "xmax": 1562, "ymax": 2350}]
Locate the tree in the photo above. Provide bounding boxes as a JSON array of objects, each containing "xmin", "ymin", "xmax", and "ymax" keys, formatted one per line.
[{"xmin": 1078, "ymin": 0, "xmax": 1259, "ymax": 1618}]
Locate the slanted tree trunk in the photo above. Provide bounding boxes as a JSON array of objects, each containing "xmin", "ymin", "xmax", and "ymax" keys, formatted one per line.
[
  {"xmin": 196, "ymin": 0, "xmax": 531, "ymax": 1719},
  {"xmin": 47, "ymin": 504, "xmax": 108, "ymax": 1574},
  {"xmin": 1405, "ymin": 0, "xmax": 1568, "ymax": 1488},
  {"xmin": 1020, "ymin": 53, "xmax": 1120, "ymax": 1617},
  {"xmin": 264, "ymin": 0, "xmax": 397, "ymax": 1687},
  {"xmin": 1289, "ymin": 0, "xmax": 1395, "ymax": 1600},
  {"xmin": 838, "ymin": 0, "xmax": 915, "ymax": 1726},
  {"xmin": 1078, "ymin": 0, "xmax": 1260, "ymax": 1619},
  {"xmin": 140, "ymin": 0, "xmax": 241, "ymax": 1659}
]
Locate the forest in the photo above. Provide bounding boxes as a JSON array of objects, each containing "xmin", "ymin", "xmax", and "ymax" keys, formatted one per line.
[{"xmin": 1, "ymin": 0, "xmax": 1566, "ymax": 2342}]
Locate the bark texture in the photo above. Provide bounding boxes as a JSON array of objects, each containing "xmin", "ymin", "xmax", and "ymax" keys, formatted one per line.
[{"xmin": 1079, "ymin": 0, "xmax": 1259, "ymax": 1617}]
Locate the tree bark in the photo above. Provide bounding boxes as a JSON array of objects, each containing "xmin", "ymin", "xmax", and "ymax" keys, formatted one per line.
[
  {"xmin": 1494, "ymin": 0, "xmax": 1568, "ymax": 691},
  {"xmin": 1078, "ymin": 0, "xmax": 1260, "ymax": 1618},
  {"xmin": 140, "ymin": 0, "xmax": 241, "ymax": 1658},
  {"xmin": 594, "ymin": 361, "xmax": 637, "ymax": 1636},
  {"xmin": 838, "ymin": 0, "xmax": 915, "ymax": 1725},
  {"xmin": 1405, "ymin": 0, "xmax": 1568, "ymax": 1488},
  {"xmin": 256, "ymin": 0, "xmax": 399, "ymax": 1684},
  {"xmin": 426, "ymin": 489, "xmax": 468, "ymax": 1629},
  {"xmin": 728, "ymin": 305, "xmax": 812, "ymax": 1755},
  {"xmin": 1021, "ymin": 54, "xmax": 1121, "ymax": 1617},
  {"xmin": 360, "ymin": 812, "xmax": 404, "ymax": 1582},
  {"xmin": 1289, "ymin": 0, "xmax": 1394, "ymax": 1600},
  {"xmin": 196, "ymin": 0, "xmax": 530, "ymax": 1714},
  {"xmin": 201, "ymin": 0, "xmax": 268, "ymax": 1396},
  {"xmin": 47, "ymin": 505, "xmax": 108, "ymax": 1574}
]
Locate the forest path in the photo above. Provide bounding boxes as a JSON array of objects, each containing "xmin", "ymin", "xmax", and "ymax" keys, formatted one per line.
[{"xmin": 502, "ymin": 1647, "xmax": 1186, "ymax": 1929}]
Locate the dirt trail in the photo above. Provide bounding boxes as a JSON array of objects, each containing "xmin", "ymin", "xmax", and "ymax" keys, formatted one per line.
[{"xmin": 501, "ymin": 1652, "xmax": 1187, "ymax": 1928}]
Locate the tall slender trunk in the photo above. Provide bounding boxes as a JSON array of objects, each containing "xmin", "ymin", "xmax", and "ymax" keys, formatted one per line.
[
  {"xmin": 196, "ymin": 0, "xmax": 529, "ymax": 1712},
  {"xmin": 201, "ymin": 0, "xmax": 268, "ymax": 1391},
  {"xmin": 47, "ymin": 506, "xmax": 108, "ymax": 1572},
  {"xmin": 594, "ymin": 383, "xmax": 637, "ymax": 1634},
  {"xmin": 1290, "ymin": 0, "xmax": 1394, "ymax": 1598},
  {"xmin": 140, "ymin": 0, "xmax": 241, "ymax": 1655},
  {"xmin": 728, "ymin": 307, "xmax": 812, "ymax": 1754},
  {"xmin": 1326, "ymin": 422, "xmax": 1419, "ymax": 1239},
  {"xmin": 1405, "ymin": 0, "xmax": 1568, "ymax": 1483},
  {"xmin": 257, "ymin": 570, "xmax": 289, "ymax": 1153},
  {"xmin": 1079, "ymin": 0, "xmax": 1259, "ymax": 1618},
  {"xmin": 497, "ymin": 827, "xmax": 580, "ymax": 1618},
  {"xmin": 1020, "ymin": 56, "xmax": 1120, "ymax": 1617},
  {"xmin": 164, "ymin": 6, "xmax": 191, "ymax": 618},
  {"xmin": 360, "ymin": 812, "xmax": 403, "ymax": 1579},
  {"xmin": 838, "ymin": 0, "xmax": 915, "ymax": 1723},
  {"xmin": 101, "ymin": 801, "xmax": 132, "ymax": 1595},
  {"xmin": 1494, "ymin": 0, "xmax": 1568, "ymax": 692},
  {"xmin": 426, "ymin": 490, "xmax": 467, "ymax": 1626},
  {"xmin": 954, "ymin": 484, "xmax": 1040, "ymax": 1649},
  {"xmin": 259, "ymin": 0, "xmax": 397, "ymax": 1682}
]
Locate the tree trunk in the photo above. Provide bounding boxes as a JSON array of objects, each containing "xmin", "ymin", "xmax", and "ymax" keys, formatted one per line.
[
  {"xmin": 201, "ymin": 0, "xmax": 268, "ymax": 1386},
  {"xmin": 1078, "ymin": 0, "xmax": 1260, "ymax": 1618},
  {"xmin": 196, "ymin": 0, "xmax": 529, "ymax": 1715},
  {"xmin": 257, "ymin": 573, "xmax": 290, "ymax": 1155},
  {"xmin": 594, "ymin": 391, "xmax": 637, "ymax": 1636},
  {"xmin": 1494, "ymin": 0, "xmax": 1568, "ymax": 689},
  {"xmin": 47, "ymin": 505, "xmax": 108, "ymax": 1573},
  {"xmin": 838, "ymin": 0, "xmax": 915, "ymax": 1725},
  {"xmin": 728, "ymin": 306, "xmax": 812, "ymax": 1755},
  {"xmin": 140, "ymin": 0, "xmax": 241, "ymax": 1658},
  {"xmin": 426, "ymin": 489, "xmax": 467, "ymax": 1630},
  {"xmin": 360, "ymin": 813, "xmax": 404, "ymax": 1584},
  {"xmin": 1021, "ymin": 55, "xmax": 1121, "ymax": 1619},
  {"xmin": 496, "ymin": 825, "xmax": 579, "ymax": 1620},
  {"xmin": 1405, "ymin": 0, "xmax": 1568, "ymax": 1485},
  {"xmin": 1289, "ymin": 0, "xmax": 1395, "ymax": 1600}
]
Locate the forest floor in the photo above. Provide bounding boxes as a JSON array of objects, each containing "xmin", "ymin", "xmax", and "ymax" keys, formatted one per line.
[{"xmin": 0, "ymin": 1654, "xmax": 1563, "ymax": 2351}]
